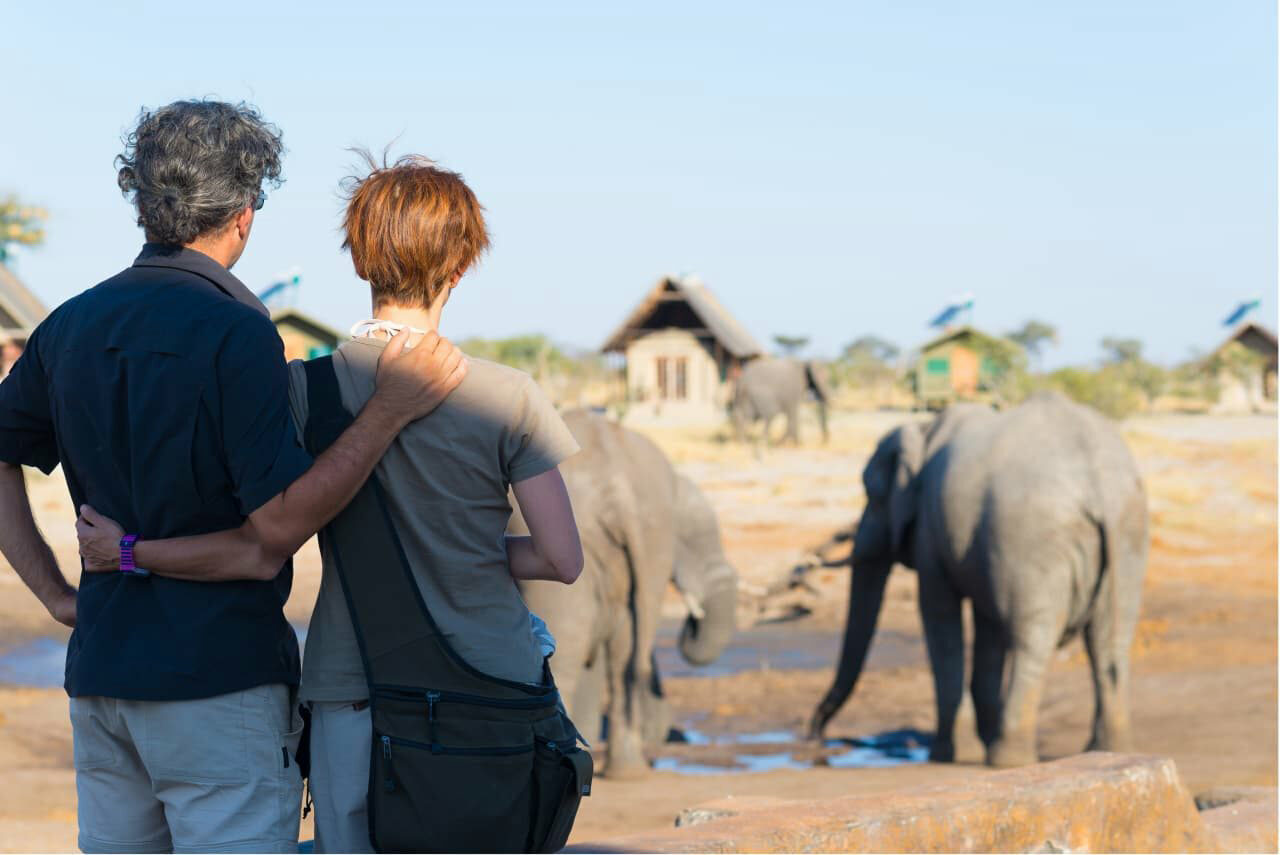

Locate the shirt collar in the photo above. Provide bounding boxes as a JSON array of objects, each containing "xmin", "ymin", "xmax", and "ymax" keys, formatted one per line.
[
  {"xmin": 132, "ymin": 244, "xmax": 270, "ymax": 317},
  {"xmin": 349, "ymin": 318, "xmax": 432, "ymax": 341}
]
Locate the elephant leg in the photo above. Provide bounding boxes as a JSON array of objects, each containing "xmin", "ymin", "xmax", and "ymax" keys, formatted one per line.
[
  {"xmin": 1083, "ymin": 569, "xmax": 1141, "ymax": 753},
  {"xmin": 918, "ymin": 572, "xmax": 964, "ymax": 762},
  {"xmin": 1083, "ymin": 617, "xmax": 1132, "ymax": 753},
  {"xmin": 610, "ymin": 500, "xmax": 677, "ymax": 777},
  {"xmin": 784, "ymin": 405, "xmax": 799, "ymax": 445},
  {"xmin": 1085, "ymin": 497, "xmax": 1147, "ymax": 754},
  {"xmin": 571, "ymin": 647, "xmax": 607, "ymax": 744},
  {"xmin": 639, "ymin": 652, "xmax": 673, "ymax": 750},
  {"xmin": 602, "ymin": 610, "xmax": 647, "ymax": 778},
  {"xmin": 970, "ymin": 609, "xmax": 1007, "ymax": 749},
  {"xmin": 988, "ymin": 613, "xmax": 1061, "ymax": 767}
]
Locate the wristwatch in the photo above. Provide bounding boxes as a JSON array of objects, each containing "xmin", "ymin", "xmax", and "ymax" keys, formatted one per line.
[{"xmin": 119, "ymin": 535, "xmax": 150, "ymax": 577}]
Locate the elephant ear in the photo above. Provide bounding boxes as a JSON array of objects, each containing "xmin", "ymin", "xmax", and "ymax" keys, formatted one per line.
[{"xmin": 888, "ymin": 422, "xmax": 925, "ymax": 556}]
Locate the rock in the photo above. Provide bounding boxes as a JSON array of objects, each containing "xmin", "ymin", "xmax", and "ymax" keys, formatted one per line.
[
  {"xmin": 1197, "ymin": 787, "xmax": 1278, "ymax": 853},
  {"xmin": 572, "ymin": 753, "xmax": 1249, "ymax": 853},
  {"xmin": 674, "ymin": 809, "xmax": 733, "ymax": 829},
  {"xmin": 674, "ymin": 796, "xmax": 794, "ymax": 828}
]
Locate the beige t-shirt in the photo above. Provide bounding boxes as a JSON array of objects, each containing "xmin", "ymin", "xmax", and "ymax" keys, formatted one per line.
[{"xmin": 289, "ymin": 337, "xmax": 580, "ymax": 701}]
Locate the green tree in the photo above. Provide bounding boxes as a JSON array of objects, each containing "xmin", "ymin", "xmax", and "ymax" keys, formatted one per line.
[
  {"xmin": 458, "ymin": 334, "xmax": 564, "ymax": 378},
  {"xmin": 841, "ymin": 335, "xmax": 899, "ymax": 363},
  {"xmin": 1007, "ymin": 320, "xmax": 1058, "ymax": 364},
  {"xmin": 772, "ymin": 335, "xmax": 810, "ymax": 357},
  {"xmin": 1101, "ymin": 337, "xmax": 1144, "ymax": 364},
  {"xmin": 1047, "ymin": 337, "xmax": 1167, "ymax": 416},
  {"xmin": 0, "ymin": 196, "xmax": 47, "ymax": 263},
  {"xmin": 835, "ymin": 335, "xmax": 901, "ymax": 391}
]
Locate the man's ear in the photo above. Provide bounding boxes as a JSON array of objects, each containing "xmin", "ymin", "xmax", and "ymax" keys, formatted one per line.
[{"xmin": 234, "ymin": 207, "xmax": 254, "ymax": 241}]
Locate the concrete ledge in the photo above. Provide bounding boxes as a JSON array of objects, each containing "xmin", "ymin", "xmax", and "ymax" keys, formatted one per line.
[{"xmin": 571, "ymin": 753, "xmax": 1244, "ymax": 853}]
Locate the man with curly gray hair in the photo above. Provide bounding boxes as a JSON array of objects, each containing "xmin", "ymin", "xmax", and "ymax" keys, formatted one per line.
[{"xmin": 0, "ymin": 99, "xmax": 468, "ymax": 852}]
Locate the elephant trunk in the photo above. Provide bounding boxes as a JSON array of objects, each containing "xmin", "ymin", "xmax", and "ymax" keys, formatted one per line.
[
  {"xmin": 807, "ymin": 557, "xmax": 892, "ymax": 739},
  {"xmin": 677, "ymin": 567, "xmax": 737, "ymax": 666}
]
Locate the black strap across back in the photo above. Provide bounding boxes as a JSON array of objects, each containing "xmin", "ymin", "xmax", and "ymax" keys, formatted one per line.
[{"xmin": 301, "ymin": 356, "xmax": 590, "ymax": 854}]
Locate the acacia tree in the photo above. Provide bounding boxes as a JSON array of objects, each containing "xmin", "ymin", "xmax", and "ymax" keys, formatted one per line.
[
  {"xmin": 841, "ymin": 335, "xmax": 899, "ymax": 364},
  {"xmin": 773, "ymin": 335, "xmax": 810, "ymax": 357},
  {"xmin": 1008, "ymin": 320, "xmax": 1058, "ymax": 367},
  {"xmin": 0, "ymin": 196, "xmax": 47, "ymax": 264}
]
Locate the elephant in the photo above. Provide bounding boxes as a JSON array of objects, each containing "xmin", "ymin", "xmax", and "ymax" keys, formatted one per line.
[
  {"xmin": 730, "ymin": 357, "xmax": 831, "ymax": 446},
  {"xmin": 511, "ymin": 409, "xmax": 739, "ymax": 777},
  {"xmin": 808, "ymin": 392, "xmax": 1148, "ymax": 768}
]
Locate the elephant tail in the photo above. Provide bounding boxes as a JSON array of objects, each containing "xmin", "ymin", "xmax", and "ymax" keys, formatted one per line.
[
  {"xmin": 1085, "ymin": 505, "xmax": 1120, "ymax": 649},
  {"xmin": 804, "ymin": 361, "xmax": 830, "ymax": 402},
  {"xmin": 804, "ymin": 362, "xmax": 831, "ymax": 443}
]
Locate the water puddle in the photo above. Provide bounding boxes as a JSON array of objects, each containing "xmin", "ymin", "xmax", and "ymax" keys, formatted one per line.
[
  {"xmin": 654, "ymin": 620, "xmax": 922, "ymax": 678},
  {"xmin": 0, "ymin": 627, "xmax": 309, "ymax": 689},
  {"xmin": 654, "ymin": 727, "xmax": 931, "ymax": 775},
  {"xmin": 0, "ymin": 620, "xmax": 922, "ymax": 689},
  {"xmin": 0, "ymin": 638, "xmax": 66, "ymax": 689}
]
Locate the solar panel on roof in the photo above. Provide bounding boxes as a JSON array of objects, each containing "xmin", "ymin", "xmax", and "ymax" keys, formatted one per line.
[{"xmin": 1223, "ymin": 299, "xmax": 1261, "ymax": 327}]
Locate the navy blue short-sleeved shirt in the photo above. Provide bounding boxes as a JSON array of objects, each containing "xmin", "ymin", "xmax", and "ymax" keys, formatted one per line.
[{"xmin": 0, "ymin": 245, "xmax": 313, "ymax": 700}]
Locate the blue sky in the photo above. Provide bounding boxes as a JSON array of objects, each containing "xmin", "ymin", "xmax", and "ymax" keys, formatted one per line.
[{"xmin": 3, "ymin": 0, "xmax": 1274, "ymax": 367}]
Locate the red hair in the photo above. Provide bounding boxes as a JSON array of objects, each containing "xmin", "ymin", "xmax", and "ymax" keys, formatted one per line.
[{"xmin": 342, "ymin": 152, "xmax": 490, "ymax": 308}]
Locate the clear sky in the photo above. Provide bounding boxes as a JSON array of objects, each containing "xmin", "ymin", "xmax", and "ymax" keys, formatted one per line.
[{"xmin": 4, "ymin": 0, "xmax": 1275, "ymax": 367}]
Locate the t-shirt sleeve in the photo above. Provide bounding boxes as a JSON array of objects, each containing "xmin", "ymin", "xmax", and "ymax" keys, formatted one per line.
[
  {"xmin": 505, "ymin": 377, "xmax": 580, "ymax": 484},
  {"xmin": 216, "ymin": 313, "xmax": 314, "ymax": 516},
  {"xmin": 0, "ymin": 325, "xmax": 59, "ymax": 474}
]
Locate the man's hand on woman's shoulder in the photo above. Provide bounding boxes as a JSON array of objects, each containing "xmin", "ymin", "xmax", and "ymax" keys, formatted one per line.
[{"xmin": 370, "ymin": 328, "xmax": 467, "ymax": 427}]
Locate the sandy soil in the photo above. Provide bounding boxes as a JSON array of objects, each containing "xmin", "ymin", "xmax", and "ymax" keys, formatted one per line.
[{"xmin": 0, "ymin": 410, "xmax": 1273, "ymax": 851}]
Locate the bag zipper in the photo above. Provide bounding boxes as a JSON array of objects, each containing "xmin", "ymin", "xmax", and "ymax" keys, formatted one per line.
[
  {"xmin": 379, "ymin": 731, "xmax": 536, "ymax": 757},
  {"xmin": 374, "ymin": 685, "xmax": 558, "ymax": 710},
  {"xmin": 381, "ymin": 735, "xmax": 395, "ymax": 792}
]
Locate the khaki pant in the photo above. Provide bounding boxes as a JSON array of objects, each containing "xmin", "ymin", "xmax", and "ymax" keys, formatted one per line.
[
  {"xmin": 70, "ymin": 684, "xmax": 303, "ymax": 854},
  {"xmin": 307, "ymin": 700, "xmax": 374, "ymax": 853}
]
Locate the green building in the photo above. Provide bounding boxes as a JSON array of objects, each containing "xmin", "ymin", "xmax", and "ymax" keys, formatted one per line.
[{"xmin": 914, "ymin": 326, "xmax": 1020, "ymax": 409}]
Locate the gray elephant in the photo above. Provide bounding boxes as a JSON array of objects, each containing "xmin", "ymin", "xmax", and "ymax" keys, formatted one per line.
[
  {"xmin": 731, "ymin": 357, "xmax": 831, "ymax": 445},
  {"xmin": 512, "ymin": 410, "xmax": 738, "ymax": 777},
  {"xmin": 809, "ymin": 392, "xmax": 1148, "ymax": 767}
]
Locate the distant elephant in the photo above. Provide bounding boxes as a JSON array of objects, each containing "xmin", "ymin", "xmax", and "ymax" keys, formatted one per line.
[
  {"xmin": 731, "ymin": 357, "xmax": 831, "ymax": 446},
  {"xmin": 512, "ymin": 410, "xmax": 738, "ymax": 777},
  {"xmin": 809, "ymin": 392, "xmax": 1148, "ymax": 768}
]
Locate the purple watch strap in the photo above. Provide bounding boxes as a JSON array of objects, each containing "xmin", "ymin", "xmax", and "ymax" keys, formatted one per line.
[{"xmin": 119, "ymin": 535, "xmax": 149, "ymax": 577}]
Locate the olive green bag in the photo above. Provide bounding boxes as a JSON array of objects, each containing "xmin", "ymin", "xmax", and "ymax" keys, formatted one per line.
[{"xmin": 303, "ymin": 357, "xmax": 591, "ymax": 854}]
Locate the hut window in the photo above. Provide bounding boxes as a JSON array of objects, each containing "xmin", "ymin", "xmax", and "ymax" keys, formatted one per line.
[
  {"xmin": 926, "ymin": 358, "xmax": 949, "ymax": 375},
  {"xmin": 675, "ymin": 357, "xmax": 688, "ymax": 399},
  {"xmin": 656, "ymin": 357, "xmax": 670, "ymax": 399}
]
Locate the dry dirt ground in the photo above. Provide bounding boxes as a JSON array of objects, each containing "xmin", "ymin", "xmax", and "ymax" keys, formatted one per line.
[{"xmin": 0, "ymin": 411, "xmax": 1273, "ymax": 851}]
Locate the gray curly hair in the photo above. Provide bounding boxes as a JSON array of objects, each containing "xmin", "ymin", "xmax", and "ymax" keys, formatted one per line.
[{"xmin": 116, "ymin": 100, "xmax": 284, "ymax": 245}]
